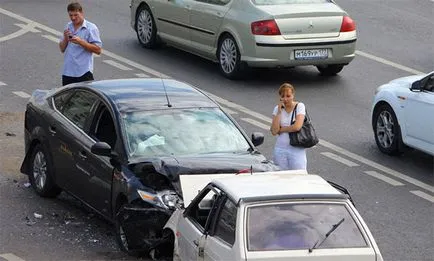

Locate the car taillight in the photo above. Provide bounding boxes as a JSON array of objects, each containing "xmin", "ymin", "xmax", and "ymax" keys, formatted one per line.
[
  {"xmin": 251, "ymin": 19, "xmax": 281, "ymax": 35},
  {"xmin": 340, "ymin": 16, "xmax": 356, "ymax": 32}
]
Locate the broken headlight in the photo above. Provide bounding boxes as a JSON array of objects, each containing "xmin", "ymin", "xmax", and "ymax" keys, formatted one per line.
[{"xmin": 137, "ymin": 189, "xmax": 181, "ymax": 210}]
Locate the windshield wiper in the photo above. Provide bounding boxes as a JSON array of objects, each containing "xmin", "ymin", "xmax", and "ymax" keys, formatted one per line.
[{"xmin": 308, "ymin": 218, "xmax": 345, "ymax": 253}]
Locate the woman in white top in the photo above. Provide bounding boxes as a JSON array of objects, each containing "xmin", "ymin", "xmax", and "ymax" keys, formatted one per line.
[{"xmin": 270, "ymin": 83, "xmax": 307, "ymax": 170}]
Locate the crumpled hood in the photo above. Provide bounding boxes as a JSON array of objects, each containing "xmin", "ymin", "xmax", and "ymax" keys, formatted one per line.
[{"xmin": 130, "ymin": 152, "xmax": 279, "ymax": 195}]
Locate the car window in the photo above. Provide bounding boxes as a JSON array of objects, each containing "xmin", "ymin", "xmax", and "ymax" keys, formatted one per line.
[
  {"xmin": 213, "ymin": 198, "xmax": 237, "ymax": 245},
  {"xmin": 424, "ymin": 75, "xmax": 434, "ymax": 92},
  {"xmin": 247, "ymin": 202, "xmax": 368, "ymax": 251},
  {"xmin": 186, "ymin": 187, "xmax": 220, "ymax": 231},
  {"xmin": 195, "ymin": 0, "xmax": 230, "ymax": 5},
  {"xmin": 89, "ymin": 106, "xmax": 117, "ymax": 148},
  {"xmin": 60, "ymin": 91, "xmax": 98, "ymax": 130},
  {"xmin": 53, "ymin": 90, "xmax": 74, "ymax": 112},
  {"xmin": 122, "ymin": 108, "xmax": 251, "ymax": 157},
  {"xmin": 252, "ymin": 0, "xmax": 330, "ymax": 6}
]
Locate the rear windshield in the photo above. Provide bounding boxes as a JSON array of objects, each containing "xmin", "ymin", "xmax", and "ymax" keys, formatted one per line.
[
  {"xmin": 252, "ymin": 0, "xmax": 330, "ymax": 5},
  {"xmin": 247, "ymin": 202, "xmax": 368, "ymax": 251}
]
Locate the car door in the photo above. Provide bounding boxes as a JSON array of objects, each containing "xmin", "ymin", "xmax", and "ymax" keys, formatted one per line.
[
  {"xmin": 189, "ymin": 0, "xmax": 231, "ymax": 56},
  {"xmin": 50, "ymin": 89, "xmax": 99, "ymax": 199},
  {"xmin": 78, "ymin": 102, "xmax": 119, "ymax": 216},
  {"xmin": 177, "ymin": 186, "xmax": 221, "ymax": 261},
  {"xmin": 204, "ymin": 197, "xmax": 238, "ymax": 261},
  {"xmin": 404, "ymin": 74, "xmax": 434, "ymax": 153},
  {"xmin": 153, "ymin": 0, "xmax": 192, "ymax": 47}
]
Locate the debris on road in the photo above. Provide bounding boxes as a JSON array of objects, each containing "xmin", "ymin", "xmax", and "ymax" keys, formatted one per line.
[
  {"xmin": 34, "ymin": 212, "xmax": 43, "ymax": 219},
  {"xmin": 5, "ymin": 132, "xmax": 16, "ymax": 137}
]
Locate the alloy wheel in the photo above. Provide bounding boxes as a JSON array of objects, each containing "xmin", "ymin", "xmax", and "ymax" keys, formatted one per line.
[
  {"xmin": 219, "ymin": 38, "xmax": 237, "ymax": 74},
  {"xmin": 119, "ymin": 225, "xmax": 129, "ymax": 250},
  {"xmin": 376, "ymin": 110, "xmax": 395, "ymax": 148},
  {"xmin": 137, "ymin": 9, "xmax": 153, "ymax": 44},
  {"xmin": 32, "ymin": 151, "xmax": 47, "ymax": 191}
]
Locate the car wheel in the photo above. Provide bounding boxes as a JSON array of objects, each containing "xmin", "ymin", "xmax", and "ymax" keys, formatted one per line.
[
  {"xmin": 28, "ymin": 144, "xmax": 61, "ymax": 197},
  {"xmin": 373, "ymin": 104, "xmax": 403, "ymax": 155},
  {"xmin": 115, "ymin": 204, "xmax": 145, "ymax": 257},
  {"xmin": 218, "ymin": 35, "xmax": 245, "ymax": 79},
  {"xmin": 316, "ymin": 64, "xmax": 344, "ymax": 76},
  {"xmin": 135, "ymin": 5, "xmax": 158, "ymax": 48}
]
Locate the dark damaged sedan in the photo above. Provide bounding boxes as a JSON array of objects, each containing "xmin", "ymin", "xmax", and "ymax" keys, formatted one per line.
[{"xmin": 20, "ymin": 78, "xmax": 278, "ymax": 257}]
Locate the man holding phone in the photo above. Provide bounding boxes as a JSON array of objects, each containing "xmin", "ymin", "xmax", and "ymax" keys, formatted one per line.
[{"xmin": 59, "ymin": 2, "xmax": 102, "ymax": 86}]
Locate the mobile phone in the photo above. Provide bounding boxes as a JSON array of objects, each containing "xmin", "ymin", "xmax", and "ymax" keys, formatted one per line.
[{"xmin": 68, "ymin": 35, "xmax": 73, "ymax": 39}]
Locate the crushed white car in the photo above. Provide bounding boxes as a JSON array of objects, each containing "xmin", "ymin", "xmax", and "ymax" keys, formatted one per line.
[{"xmin": 161, "ymin": 171, "xmax": 383, "ymax": 261}]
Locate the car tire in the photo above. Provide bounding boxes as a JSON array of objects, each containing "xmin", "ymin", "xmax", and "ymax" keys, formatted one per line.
[
  {"xmin": 316, "ymin": 64, "xmax": 344, "ymax": 76},
  {"xmin": 373, "ymin": 104, "xmax": 403, "ymax": 155},
  {"xmin": 217, "ymin": 35, "xmax": 245, "ymax": 79},
  {"xmin": 115, "ymin": 204, "xmax": 145, "ymax": 257},
  {"xmin": 28, "ymin": 144, "xmax": 61, "ymax": 198},
  {"xmin": 135, "ymin": 5, "xmax": 158, "ymax": 49}
]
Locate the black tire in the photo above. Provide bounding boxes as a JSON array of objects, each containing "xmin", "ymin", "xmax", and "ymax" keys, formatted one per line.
[
  {"xmin": 115, "ymin": 204, "xmax": 146, "ymax": 257},
  {"xmin": 217, "ymin": 35, "xmax": 245, "ymax": 79},
  {"xmin": 135, "ymin": 5, "xmax": 158, "ymax": 49},
  {"xmin": 28, "ymin": 144, "xmax": 61, "ymax": 197},
  {"xmin": 373, "ymin": 104, "xmax": 403, "ymax": 155},
  {"xmin": 316, "ymin": 64, "xmax": 344, "ymax": 76}
]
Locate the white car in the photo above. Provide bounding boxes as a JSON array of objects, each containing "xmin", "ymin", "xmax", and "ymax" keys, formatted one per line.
[
  {"xmin": 162, "ymin": 172, "xmax": 383, "ymax": 261},
  {"xmin": 371, "ymin": 72, "xmax": 434, "ymax": 156}
]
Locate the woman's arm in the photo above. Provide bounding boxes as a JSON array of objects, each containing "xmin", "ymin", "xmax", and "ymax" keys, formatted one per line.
[
  {"xmin": 279, "ymin": 113, "xmax": 305, "ymax": 133},
  {"xmin": 270, "ymin": 112, "xmax": 282, "ymax": 136}
]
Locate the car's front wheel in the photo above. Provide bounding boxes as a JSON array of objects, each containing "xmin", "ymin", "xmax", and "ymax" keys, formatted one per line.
[
  {"xmin": 28, "ymin": 144, "xmax": 61, "ymax": 197},
  {"xmin": 135, "ymin": 5, "xmax": 158, "ymax": 48},
  {"xmin": 316, "ymin": 64, "xmax": 344, "ymax": 76},
  {"xmin": 218, "ymin": 35, "xmax": 245, "ymax": 79},
  {"xmin": 373, "ymin": 104, "xmax": 403, "ymax": 155}
]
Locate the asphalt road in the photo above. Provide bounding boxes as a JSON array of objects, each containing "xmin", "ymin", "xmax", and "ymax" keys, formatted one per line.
[{"xmin": 0, "ymin": 0, "xmax": 433, "ymax": 261}]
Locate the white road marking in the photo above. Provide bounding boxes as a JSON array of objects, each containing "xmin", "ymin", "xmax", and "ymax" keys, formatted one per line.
[
  {"xmin": 364, "ymin": 170, "xmax": 404, "ymax": 186},
  {"xmin": 321, "ymin": 152, "xmax": 360, "ymax": 167},
  {"xmin": 103, "ymin": 60, "xmax": 132, "ymax": 71},
  {"xmin": 0, "ymin": 253, "xmax": 26, "ymax": 261},
  {"xmin": 12, "ymin": 91, "xmax": 31, "ymax": 98},
  {"xmin": 355, "ymin": 50, "xmax": 425, "ymax": 75},
  {"xmin": 241, "ymin": 118, "xmax": 270, "ymax": 130},
  {"xmin": 322, "ymin": 140, "xmax": 433, "ymax": 192},
  {"xmin": 221, "ymin": 107, "xmax": 238, "ymax": 114},
  {"xmin": 41, "ymin": 34, "xmax": 58, "ymax": 43},
  {"xmin": 0, "ymin": 81, "xmax": 6, "ymax": 86},
  {"xmin": 135, "ymin": 73, "xmax": 150, "ymax": 78},
  {"xmin": 0, "ymin": 22, "xmax": 39, "ymax": 42},
  {"xmin": 410, "ymin": 190, "xmax": 434, "ymax": 203},
  {"xmin": 0, "ymin": 7, "xmax": 430, "ymax": 192}
]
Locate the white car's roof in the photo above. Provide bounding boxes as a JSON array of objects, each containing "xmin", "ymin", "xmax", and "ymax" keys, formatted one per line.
[{"xmin": 211, "ymin": 172, "xmax": 342, "ymax": 203}]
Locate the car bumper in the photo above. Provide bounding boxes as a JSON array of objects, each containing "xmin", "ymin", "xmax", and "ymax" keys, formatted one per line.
[{"xmin": 242, "ymin": 33, "xmax": 356, "ymax": 68}]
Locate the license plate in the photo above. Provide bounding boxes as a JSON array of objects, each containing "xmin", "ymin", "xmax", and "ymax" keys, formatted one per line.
[{"xmin": 294, "ymin": 49, "xmax": 328, "ymax": 60}]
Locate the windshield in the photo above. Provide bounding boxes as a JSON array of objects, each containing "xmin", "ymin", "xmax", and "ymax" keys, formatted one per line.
[
  {"xmin": 252, "ymin": 0, "xmax": 330, "ymax": 5},
  {"xmin": 122, "ymin": 108, "xmax": 251, "ymax": 157},
  {"xmin": 247, "ymin": 202, "xmax": 368, "ymax": 251}
]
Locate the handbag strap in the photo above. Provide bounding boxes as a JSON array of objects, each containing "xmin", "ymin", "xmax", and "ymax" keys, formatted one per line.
[{"xmin": 291, "ymin": 103, "xmax": 299, "ymax": 124}]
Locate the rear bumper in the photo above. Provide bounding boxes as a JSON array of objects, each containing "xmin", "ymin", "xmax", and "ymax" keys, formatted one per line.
[{"xmin": 241, "ymin": 33, "xmax": 356, "ymax": 68}]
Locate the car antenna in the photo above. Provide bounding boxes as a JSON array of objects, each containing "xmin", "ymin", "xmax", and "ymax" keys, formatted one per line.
[{"xmin": 160, "ymin": 76, "xmax": 172, "ymax": 108}]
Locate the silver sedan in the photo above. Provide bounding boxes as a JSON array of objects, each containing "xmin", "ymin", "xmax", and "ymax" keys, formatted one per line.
[{"xmin": 130, "ymin": 0, "xmax": 357, "ymax": 79}]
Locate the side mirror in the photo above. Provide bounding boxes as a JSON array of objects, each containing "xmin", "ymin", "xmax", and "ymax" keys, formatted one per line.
[
  {"xmin": 410, "ymin": 80, "xmax": 422, "ymax": 91},
  {"xmin": 91, "ymin": 142, "xmax": 112, "ymax": 157},
  {"xmin": 251, "ymin": 132, "xmax": 264, "ymax": 147}
]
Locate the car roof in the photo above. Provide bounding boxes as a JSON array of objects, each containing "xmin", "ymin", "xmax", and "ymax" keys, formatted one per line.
[
  {"xmin": 211, "ymin": 173, "xmax": 343, "ymax": 203},
  {"xmin": 78, "ymin": 78, "xmax": 218, "ymax": 112}
]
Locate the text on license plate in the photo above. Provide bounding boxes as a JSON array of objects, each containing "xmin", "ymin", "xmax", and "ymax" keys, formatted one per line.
[{"xmin": 294, "ymin": 49, "xmax": 328, "ymax": 60}]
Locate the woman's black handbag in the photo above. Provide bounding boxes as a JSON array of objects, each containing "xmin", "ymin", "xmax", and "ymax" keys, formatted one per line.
[{"xmin": 289, "ymin": 103, "xmax": 319, "ymax": 148}]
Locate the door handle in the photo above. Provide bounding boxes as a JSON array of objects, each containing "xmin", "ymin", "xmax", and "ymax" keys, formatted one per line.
[
  {"xmin": 48, "ymin": 126, "xmax": 56, "ymax": 135},
  {"xmin": 79, "ymin": 151, "xmax": 87, "ymax": 160},
  {"xmin": 193, "ymin": 239, "xmax": 199, "ymax": 246}
]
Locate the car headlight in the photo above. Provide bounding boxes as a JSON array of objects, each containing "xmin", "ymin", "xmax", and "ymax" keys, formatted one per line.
[{"xmin": 137, "ymin": 189, "xmax": 181, "ymax": 210}]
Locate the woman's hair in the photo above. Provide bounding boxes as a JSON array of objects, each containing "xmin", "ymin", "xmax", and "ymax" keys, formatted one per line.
[{"xmin": 278, "ymin": 83, "xmax": 295, "ymax": 96}]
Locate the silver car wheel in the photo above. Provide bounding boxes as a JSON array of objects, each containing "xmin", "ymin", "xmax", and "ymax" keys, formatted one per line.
[
  {"xmin": 376, "ymin": 110, "xmax": 395, "ymax": 148},
  {"xmin": 137, "ymin": 9, "xmax": 153, "ymax": 44},
  {"xmin": 32, "ymin": 151, "xmax": 47, "ymax": 191},
  {"xmin": 220, "ymin": 38, "xmax": 237, "ymax": 74},
  {"xmin": 119, "ymin": 225, "xmax": 129, "ymax": 250}
]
